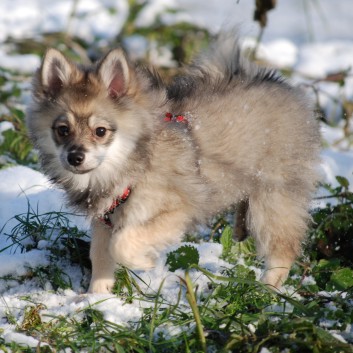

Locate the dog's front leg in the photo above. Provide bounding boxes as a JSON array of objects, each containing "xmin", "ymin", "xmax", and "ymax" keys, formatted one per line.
[
  {"xmin": 88, "ymin": 219, "xmax": 116, "ymax": 293},
  {"xmin": 109, "ymin": 210, "xmax": 187, "ymax": 270}
]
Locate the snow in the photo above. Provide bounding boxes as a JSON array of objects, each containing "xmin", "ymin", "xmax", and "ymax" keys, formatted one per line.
[
  {"xmin": 0, "ymin": 0, "xmax": 129, "ymax": 43},
  {"xmin": 0, "ymin": 52, "xmax": 40, "ymax": 74},
  {"xmin": 0, "ymin": 0, "xmax": 353, "ymax": 348},
  {"xmin": 0, "ymin": 121, "xmax": 14, "ymax": 144},
  {"xmin": 259, "ymin": 39, "xmax": 299, "ymax": 68},
  {"xmin": 259, "ymin": 349, "xmax": 272, "ymax": 353},
  {"xmin": 0, "ymin": 249, "xmax": 50, "ymax": 277},
  {"xmin": 321, "ymin": 149, "xmax": 353, "ymax": 187},
  {"xmin": 3, "ymin": 331, "xmax": 47, "ymax": 348},
  {"xmin": 296, "ymin": 41, "xmax": 353, "ymax": 78}
]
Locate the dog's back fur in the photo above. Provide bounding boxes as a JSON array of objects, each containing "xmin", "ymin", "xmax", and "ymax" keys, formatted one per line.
[
  {"xmin": 168, "ymin": 34, "xmax": 319, "ymax": 211},
  {"xmin": 27, "ymin": 34, "xmax": 321, "ymax": 293}
]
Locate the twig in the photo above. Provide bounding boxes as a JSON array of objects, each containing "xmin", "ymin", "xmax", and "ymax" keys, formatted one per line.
[
  {"xmin": 314, "ymin": 193, "xmax": 353, "ymax": 200},
  {"xmin": 65, "ymin": 0, "xmax": 80, "ymax": 41}
]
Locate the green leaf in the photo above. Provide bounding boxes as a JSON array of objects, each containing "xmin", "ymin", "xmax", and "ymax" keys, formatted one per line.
[
  {"xmin": 220, "ymin": 225, "xmax": 233, "ymax": 258},
  {"xmin": 336, "ymin": 176, "xmax": 349, "ymax": 189},
  {"xmin": 327, "ymin": 267, "xmax": 353, "ymax": 291},
  {"xmin": 316, "ymin": 258, "xmax": 341, "ymax": 271},
  {"xmin": 166, "ymin": 245, "xmax": 199, "ymax": 272}
]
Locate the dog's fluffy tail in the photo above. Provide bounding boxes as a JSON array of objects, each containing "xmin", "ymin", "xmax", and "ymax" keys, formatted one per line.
[
  {"xmin": 196, "ymin": 32, "xmax": 283, "ymax": 84},
  {"xmin": 168, "ymin": 32, "xmax": 284, "ymax": 101}
]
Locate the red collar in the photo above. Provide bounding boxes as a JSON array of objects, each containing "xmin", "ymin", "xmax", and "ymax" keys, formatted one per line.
[
  {"xmin": 99, "ymin": 186, "xmax": 131, "ymax": 227},
  {"xmin": 164, "ymin": 112, "xmax": 188, "ymax": 124}
]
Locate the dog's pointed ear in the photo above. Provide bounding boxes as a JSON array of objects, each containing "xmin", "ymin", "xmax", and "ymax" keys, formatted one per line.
[
  {"xmin": 98, "ymin": 49, "xmax": 130, "ymax": 99},
  {"xmin": 41, "ymin": 48, "xmax": 72, "ymax": 96}
]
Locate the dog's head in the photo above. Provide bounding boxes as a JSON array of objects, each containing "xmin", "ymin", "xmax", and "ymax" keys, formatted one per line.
[{"xmin": 27, "ymin": 48, "xmax": 164, "ymax": 179}]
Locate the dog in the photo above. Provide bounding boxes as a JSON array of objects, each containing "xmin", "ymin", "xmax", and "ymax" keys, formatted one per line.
[{"xmin": 26, "ymin": 34, "xmax": 321, "ymax": 293}]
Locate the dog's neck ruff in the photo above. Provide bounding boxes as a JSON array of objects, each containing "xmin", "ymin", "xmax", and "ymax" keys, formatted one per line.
[
  {"xmin": 99, "ymin": 187, "xmax": 131, "ymax": 227},
  {"xmin": 164, "ymin": 112, "xmax": 188, "ymax": 124},
  {"xmin": 98, "ymin": 113, "xmax": 186, "ymax": 227}
]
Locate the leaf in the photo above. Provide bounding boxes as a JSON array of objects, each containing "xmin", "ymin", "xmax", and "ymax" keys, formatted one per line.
[
  {"xmin": 166, "ymin": 245, "xmax": 199, "ymax": 272},
  {"xmin": 220, "ymin": 225, "xmax": 233, "ymax": 258},
  {"xmin": 316, "ymin": 258, "xmax": 341, "ymax": 271},
  {"xmin": 19, "ymin": 304, "xmax": 45, "ymax": 331},
  {"xmin": 327, "ymin": 267, "xmax": 353, "ymax": 291},
  {"xmin": 336, "ymin": 176, "xmax": 349, "ymax": 189}
]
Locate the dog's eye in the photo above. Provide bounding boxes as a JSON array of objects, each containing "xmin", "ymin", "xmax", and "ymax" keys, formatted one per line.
[
  {"xmin": 57, "ymin": 125, "xmax": 70, "ymax": 137},
  {"xmin": 95, "ymin": 127, "xmax": 107, "ymax": 137}
]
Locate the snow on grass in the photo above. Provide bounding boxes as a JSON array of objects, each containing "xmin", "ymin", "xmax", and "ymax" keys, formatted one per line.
[{"xmin": 0, "ymin": 166, "xmax": 89, "ymax": 251}]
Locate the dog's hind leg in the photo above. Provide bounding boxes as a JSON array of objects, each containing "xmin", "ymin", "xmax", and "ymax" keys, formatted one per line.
[
  {"xmin": 88, "ymin": 219, "xmax": 117, "ymax": 293},
  {"xmin": 248, "ymin": 189, "xmax": 309, "ymax": 289},
  {"xmin": 233, "ymin": 199, "xmax": 249, "ymax": 242}
]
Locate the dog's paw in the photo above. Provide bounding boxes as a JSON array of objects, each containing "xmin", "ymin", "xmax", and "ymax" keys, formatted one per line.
[
  {"xmin": 87, "ymin": 278, "xmax": 115, "ymax": 294},
  {"xmin": 260, "ymin": 267, "xmax": 289, "ymax": 291}
]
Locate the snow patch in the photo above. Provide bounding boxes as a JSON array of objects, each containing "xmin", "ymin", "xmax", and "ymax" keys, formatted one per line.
[{"xmin": 0, "ymin": 250, "xmax": 50, "ymax": 277}]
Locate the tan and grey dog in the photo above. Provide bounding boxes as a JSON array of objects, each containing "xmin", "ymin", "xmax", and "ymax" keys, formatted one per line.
[{"xmin": 27, "ymin": 35, "xmax": 320, "ymax": 293}]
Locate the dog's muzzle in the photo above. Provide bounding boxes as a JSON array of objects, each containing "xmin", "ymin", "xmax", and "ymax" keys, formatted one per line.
[{"xmin": 67, "ymin": 150, "xmax": 85, "ymax": 166}]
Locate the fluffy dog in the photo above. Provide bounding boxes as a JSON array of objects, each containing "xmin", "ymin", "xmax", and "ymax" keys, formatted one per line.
[{"xmin": 27, "ymin": 35, "xmax": 320, "ymax": 293}]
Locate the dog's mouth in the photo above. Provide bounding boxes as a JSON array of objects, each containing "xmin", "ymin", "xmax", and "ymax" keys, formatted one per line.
[
  {"xmin": 68, "ymin": 166, "xmax": 95, "ymax": 174},
  {"xmin": 60, "ymin": 151, "xmax": 99, "ymax": 174},
  {"xmin": 63, "ymin": 162, "xmax": 96, "ymax": 174}
]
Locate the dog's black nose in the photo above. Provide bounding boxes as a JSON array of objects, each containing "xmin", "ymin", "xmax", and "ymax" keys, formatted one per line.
[{"xmin": 67, "ymin": 151, "xmax": 85, "ymax": 166}]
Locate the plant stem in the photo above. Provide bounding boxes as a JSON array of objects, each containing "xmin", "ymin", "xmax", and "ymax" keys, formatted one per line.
[
  {"xmin": 149, "ymin": 277, "xmax": 166, "ymax": 353},
  {"xmin": 184, "ymin": 270, "xmax": 207, "ymax": 353}
]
